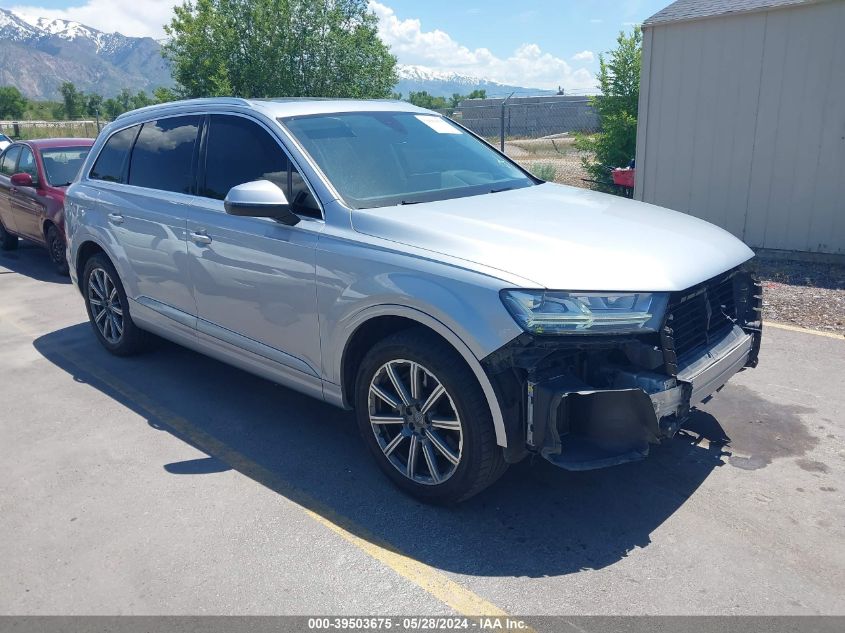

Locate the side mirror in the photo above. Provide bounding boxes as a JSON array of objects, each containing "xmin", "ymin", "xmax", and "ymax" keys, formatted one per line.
[
  {"xmin": 224, "ymin": 180, "xmax": 300, "ymax": 226},
  {"xmin": 11, "ymin": 172, "xmax": 34, "ymax": 187}
]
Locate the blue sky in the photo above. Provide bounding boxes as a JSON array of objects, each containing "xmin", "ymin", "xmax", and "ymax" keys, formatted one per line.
[
  {"xmin": 5, "ymin": 0, "xmax": 670, "ymax": 91},
  {"xmin": 383, "ymin": 0, "xmax": 661, "ymax": 61}
]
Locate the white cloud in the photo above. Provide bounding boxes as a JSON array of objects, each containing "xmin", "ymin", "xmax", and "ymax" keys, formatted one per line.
[
  {"xmin": 10, "ymin": 0, "xmax": 598, "ymax": 92},
  {"xmin": 370, "ymin": 1, "xmax": 596, "ymax": 92},
  {"xmin": 11, "ymin": 0, "xmax": 177, "ymax": 39},
  {"xmin": 572, "ymin": 50, "xmax": 595, "ymax": 62}
]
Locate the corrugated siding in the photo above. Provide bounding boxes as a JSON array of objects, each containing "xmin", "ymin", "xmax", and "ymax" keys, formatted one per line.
[{"xmin": 635, "ymin": 1, "xmax": 845, "ymax": 254}]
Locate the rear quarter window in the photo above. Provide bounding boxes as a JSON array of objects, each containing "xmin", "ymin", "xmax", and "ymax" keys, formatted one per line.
[{"xmin": 90, "ymin": 126, "xmax": 139, "ymax": 183}]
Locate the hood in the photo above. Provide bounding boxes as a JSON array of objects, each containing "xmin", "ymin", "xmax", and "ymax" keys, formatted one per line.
[{"xmin": 351, "ymin": 183, "xmax": 754, "ymax": 292}]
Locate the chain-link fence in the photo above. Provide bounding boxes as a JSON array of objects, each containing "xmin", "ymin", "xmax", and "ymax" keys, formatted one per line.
[
  {"xmin": 449, "ymin": 95, "xmax": 598, "ymax": 145},
  {"xmin": 0, "ymin": 119, "xmax": 104, "ymax": 140},
  {"xmin": 436, "ymin": 94, "xmax": 599, "ymax": 189}
]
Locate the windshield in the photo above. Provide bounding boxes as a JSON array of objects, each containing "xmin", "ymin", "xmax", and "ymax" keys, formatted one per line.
[
  {"xmin": 281, "ymin": 111, "xmax": 535, "ymax": 209},
  {"xmin": 41, "ymin": 147, "xmax": 91, "ymax": 186}
]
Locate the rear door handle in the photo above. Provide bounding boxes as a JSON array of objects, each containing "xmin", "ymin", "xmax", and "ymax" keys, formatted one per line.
[
  {"xmin": 107, "ymin": 213, "xmax": 124, "ymax": 225},
  {"xmin": 190, "ymin": 231, "xmax": 212, "ymax": 245}
]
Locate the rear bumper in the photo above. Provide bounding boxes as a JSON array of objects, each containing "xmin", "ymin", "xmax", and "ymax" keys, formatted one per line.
[{"xmin": 526, "ymin": 326, "xmax": 755, "ymax": 471}]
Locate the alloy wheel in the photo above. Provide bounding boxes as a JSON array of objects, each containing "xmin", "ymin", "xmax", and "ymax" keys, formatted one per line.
[
  {"xmin": 87, "ymin": 267, "xmax": 124, "ymax": 344},
  {"xmin": 368, "ymin": 359, "xmax": 463, "ymax": 485}
]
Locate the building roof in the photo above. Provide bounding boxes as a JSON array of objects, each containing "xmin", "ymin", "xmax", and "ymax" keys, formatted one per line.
[{"xmin": 644, "ymin": 0, "xmax": 819, "ymax": 26}]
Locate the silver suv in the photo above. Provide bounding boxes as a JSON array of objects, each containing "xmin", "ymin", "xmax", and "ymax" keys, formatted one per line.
[{"xmin": 65, "ymin": 98, "xmax": 762, "ymax": 503}]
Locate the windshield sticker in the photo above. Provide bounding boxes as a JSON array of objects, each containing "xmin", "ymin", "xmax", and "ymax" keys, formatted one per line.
[{"xmin": 415, "ymin": 115, "xmax": 461, "ymax": 134}]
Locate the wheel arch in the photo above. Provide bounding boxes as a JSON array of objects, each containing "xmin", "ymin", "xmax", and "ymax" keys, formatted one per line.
[
  {"xmin": 74, "ymin": 239, "xmax": 108, "ymax": 286},
  {"xmin": 338, "ymin": 305, "xmax": 509, "ymax": 447},
  {"xmin": 42, "ymin": 218, "xmax": 55, "ymax": 240}
]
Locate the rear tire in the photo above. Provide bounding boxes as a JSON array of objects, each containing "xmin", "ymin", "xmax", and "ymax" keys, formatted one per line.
[
  {"xmin": 46, "ymin": 225, "xmax": 69, "ymax": 275},
  {"xmin": 82, "ymin": 253, "xmax": 146, "ymax": 356},
  {"xmin": 354, "ymin": 328, "xmax": 507, "ymax": 504},
  {"xmin": 0, "ymin": 220, "xmax": 18, "ymax": 251}
]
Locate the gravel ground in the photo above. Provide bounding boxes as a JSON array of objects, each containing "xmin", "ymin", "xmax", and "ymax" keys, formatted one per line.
[{"xmin": 748, "ymin": 258, "xmax": 845, "ymax": 335}]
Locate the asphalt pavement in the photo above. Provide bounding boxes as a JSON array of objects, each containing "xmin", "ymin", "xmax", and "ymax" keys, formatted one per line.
[{"xmin": 1, "ymin": 242, "xmax": 844, "ymax": 616}]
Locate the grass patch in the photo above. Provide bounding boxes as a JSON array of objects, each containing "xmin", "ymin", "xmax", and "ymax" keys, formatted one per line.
[{"xmin": 531, "ymin": 163, "xmax": 558, "ymax": 181}]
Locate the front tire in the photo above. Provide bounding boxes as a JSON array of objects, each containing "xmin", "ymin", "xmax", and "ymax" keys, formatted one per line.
[
  {"xmin": 0, "ymin": 220, "xmax": 18, "ymax": 251},
  {"xmin": 46, "ymin": 225, "xmax": 69, "ymax": 275},
  {"xmin": 355, "ymin": 329, "xmax": 507, "ymax": 504},
  {"xmin": 82, "ymin": 253, "xmax": 146, "ymax": 356}
]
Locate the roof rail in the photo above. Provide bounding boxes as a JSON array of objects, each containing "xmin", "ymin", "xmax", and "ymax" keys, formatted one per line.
[{"xmin": 115, "ymin": 97, "xmax": 253, "ymax": 120}]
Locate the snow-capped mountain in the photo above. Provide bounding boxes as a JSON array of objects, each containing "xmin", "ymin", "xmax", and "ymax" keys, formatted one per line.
[
  {"xmin": 0, "ymin": 7, "xmax": 173, "ymax": 100},
  {"xmin": 395, "ymin": 64, "xmax": 552, "ymax": 99},
  {"xmin": 0, "ymin": 8, "xmax": 548, "ymax": 102},
  {"xmin": 0, "ymin": 7, "xmax": 41, "ymax": 42}
]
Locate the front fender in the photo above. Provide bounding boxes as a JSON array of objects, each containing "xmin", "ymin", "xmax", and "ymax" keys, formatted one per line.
[
  {"xmin": 332, "ymin": 303, "xmax": 511, "ymax": 447},
  {"xmin": 317, "ymin": 233, "xmax": 524, "ymax": 448}
]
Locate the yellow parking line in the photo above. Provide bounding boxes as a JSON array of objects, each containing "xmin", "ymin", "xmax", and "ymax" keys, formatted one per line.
[
  {"xmin": 763, "ymin": 320, "xmax": 845, "ymax": 340},
  {"xmin": 2, "ymin": 315, "xmax": 510, "ymax": 618}
]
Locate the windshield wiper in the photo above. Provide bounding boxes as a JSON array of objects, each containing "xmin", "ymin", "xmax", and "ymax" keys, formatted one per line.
[
  {"xmin": 489, "ymin": 186, "xmax": 516, "ymax": 194},
  {"xmin": 399, "ymin": 199, "xmax": 425, "ymax": 205}
]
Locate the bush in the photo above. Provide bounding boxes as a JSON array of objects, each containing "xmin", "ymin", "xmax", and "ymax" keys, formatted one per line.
[{"xmin": 576, "ymin": 27, "xmax": 641, "ymax": 193}]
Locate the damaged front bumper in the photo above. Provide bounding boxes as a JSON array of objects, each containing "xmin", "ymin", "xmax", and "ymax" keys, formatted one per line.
[
  {"xmin": 483, "ymin": 268, "xmax": 762, "ymax": 470},
  {"xmin": 527, "ymin": 327, "xmax": 754, "ymax": 470}
]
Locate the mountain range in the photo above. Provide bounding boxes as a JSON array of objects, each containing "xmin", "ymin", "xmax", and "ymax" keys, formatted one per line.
[
  {"xmin": 0, "ymin": 8, "xmax": 173, "ymax": 100},
  {"xmin": 0, "ymin": 8, "xmax": 550, "ymax": 102}
]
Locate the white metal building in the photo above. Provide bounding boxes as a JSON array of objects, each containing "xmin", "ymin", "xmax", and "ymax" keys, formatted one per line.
[{"xmin": 634, "ymin": 0, "xmax": 845, "ymax": 256}]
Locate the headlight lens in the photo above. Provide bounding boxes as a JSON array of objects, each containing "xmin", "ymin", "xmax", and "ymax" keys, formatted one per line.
[{"xmin": 501, "ymin": 290, "xmax": 669, "ymax": 335}]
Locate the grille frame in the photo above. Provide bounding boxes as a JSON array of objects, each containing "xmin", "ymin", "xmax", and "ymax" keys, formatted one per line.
[{"xmin": 661, "ymin": 268, "xmax": 746, "ymax": 373}]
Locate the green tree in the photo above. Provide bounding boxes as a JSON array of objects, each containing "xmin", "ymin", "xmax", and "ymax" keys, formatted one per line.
[
  {"xmin": 575, "ymin": 27, "xmax": 642, "ymax": 192},
  {"xmin": 59, "ymin": 82, "xmax": 87, "ymax": 119},
  {"xmin": 0, "ymin": 86, "xmax": 27, "ymax": 119},
  {"xmin": 163, "ymin": 0, "xmax": 397, "ymax": 99},
  {"xmin": 153, "ymin": 86, "xmax": 178, "ymax": 103},
  {"xmin": 407, "ymin": 91, "xmax": 448, "ymax": 110},
  {"xmin": 86, "ymin": 93, "xmax": 104, "ymax": 117},
  {"xmin": 465, "ymin": 89, "xmax": 486, "ymax": 100},
  {"xmin": 103, "ymin": 98, "xmax": 121, "ymax": 120},
  {"xmin": 131, "ymin": 91, "xmax": 154, "ymax": 110}
]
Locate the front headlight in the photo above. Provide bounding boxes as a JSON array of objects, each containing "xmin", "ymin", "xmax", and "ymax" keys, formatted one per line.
[{"xmin": 500, "ymin": 290, "xmax": 669, "ymax": 335}]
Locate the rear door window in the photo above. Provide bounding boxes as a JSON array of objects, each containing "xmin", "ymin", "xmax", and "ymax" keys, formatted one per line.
[
  {"xmin": 1, "ymin": 146, "xmax": 21, "ymax": 176},
  {"xmin": 128, "ymin": 116, "xmax": 201, "ymax": 194},
  {"xmin": 90, "ymin": 126, "xmax": 139, "ymax": 183}
]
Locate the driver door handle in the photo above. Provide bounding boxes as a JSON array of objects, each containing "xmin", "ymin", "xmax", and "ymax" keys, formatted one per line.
[
  {"xmin": 190, "ymin": 231, "xmax": 212, "ymax": 245},
  {"xmin": 107, "ymin": 213, "xmax": 124, "ymax": 225}
]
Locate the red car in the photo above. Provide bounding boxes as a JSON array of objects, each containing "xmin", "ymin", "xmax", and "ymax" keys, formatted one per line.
[{"xmin": 0, "ymin": 138, "xmax": 94, "ymax": 274}]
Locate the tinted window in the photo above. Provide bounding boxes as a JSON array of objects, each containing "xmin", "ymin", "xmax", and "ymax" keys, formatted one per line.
[
  {"xmin": 290, "ymin": 165, "xmax": 320, "ymax": 216},
  {"xmin": 0, "ymin": 146, "xmax": 21, "ymax": 176},
  {"xmin": 129, "ymin": 116, "xmax": 200, "ymax": 193},
  {"xmin": 90, "ymin": 126, "xmax": 139, "ymax": 183},
  {"xmin": 202, "ymin": 115, "xmax": 287, "ymax": 200},
  {"xmin": 17, "ymin": 147, "xmax": 38, "ymax": 182}
]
